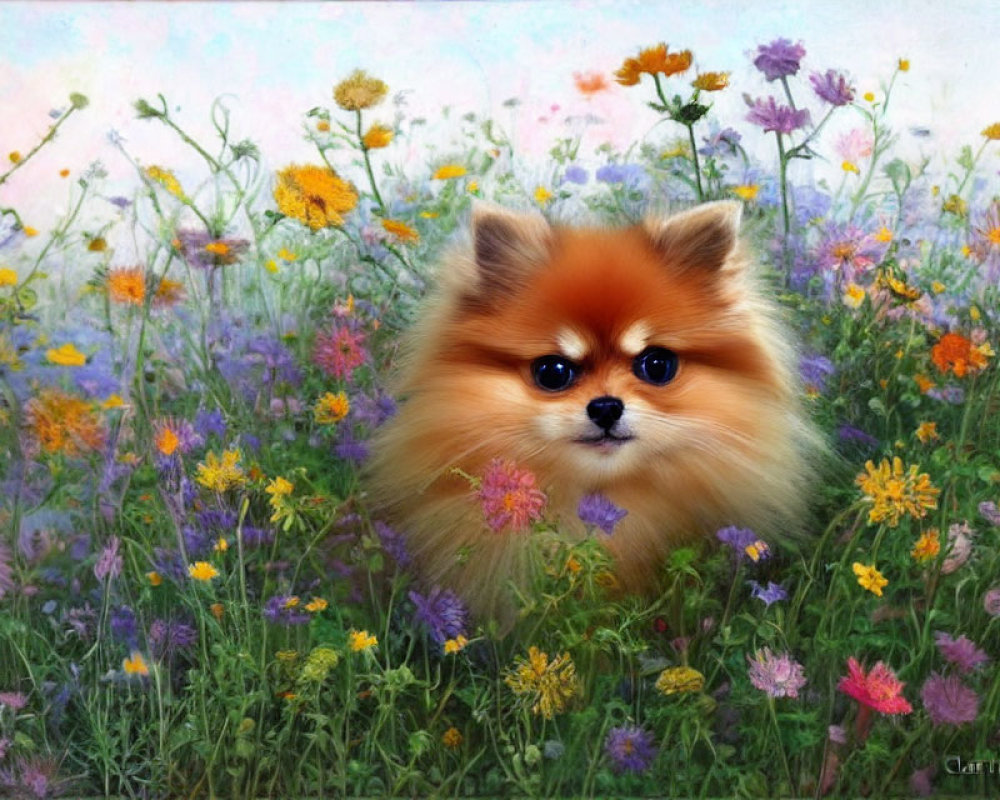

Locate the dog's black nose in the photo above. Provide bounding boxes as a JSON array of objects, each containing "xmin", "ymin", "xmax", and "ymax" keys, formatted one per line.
[{"xmin": 586, "ymin": 396, "xmax": 624, "ymax": 431}]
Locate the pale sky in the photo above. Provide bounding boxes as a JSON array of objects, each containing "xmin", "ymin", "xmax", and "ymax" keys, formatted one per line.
[{"xmin": 2, "ymin": 1, "xmax": 998, "ymax": 236}]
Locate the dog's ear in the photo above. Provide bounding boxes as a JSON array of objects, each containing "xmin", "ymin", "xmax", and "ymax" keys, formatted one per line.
[
  {"xmin": 642, "ymin": 201, "xmax": 743, "ymax": 274},
  {"xmin": 468, "ymin": 202, "xmax": 552, "ymax": 302}
]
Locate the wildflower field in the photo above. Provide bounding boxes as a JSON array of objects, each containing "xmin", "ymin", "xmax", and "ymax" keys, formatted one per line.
[{"xmin": 2, "ymin": 33, "xmax": 1000, "ymax": 800}]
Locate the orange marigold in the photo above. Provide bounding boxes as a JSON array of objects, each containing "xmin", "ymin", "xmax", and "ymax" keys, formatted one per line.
[
  {"xmin": 107, "ymin": 267, "xmax": 146, "ymax": 306},
  {"xmin": 615, "ymin": 43, "xmax": 692, "ymax": 86},
  {"xmin": 25, "ymin": 388, "xmax": 105, "ymax": 457},
  {"xmin": 930, "ymin": 332, "xmax": 992, "ymax": 377}
]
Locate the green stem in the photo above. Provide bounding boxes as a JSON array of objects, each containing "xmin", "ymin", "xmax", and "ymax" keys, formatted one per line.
[
  {"xmin": 357, "ymin": 110, "xmax": 387, "ymax": 214},
  {"xmin": 0, "ymin": 102, "xmax": 85, "ymax": 189}
]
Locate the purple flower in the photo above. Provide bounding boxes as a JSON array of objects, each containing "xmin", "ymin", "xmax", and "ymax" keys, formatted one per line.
[
  {"xmin": 94, "ymin": 537, "xmax": 122, "ymax": 582},
  {"xmin": 561, "ymin": 165, "xmax": 589, "ymax": 185},
  {"xmin": 577, "ymin": 493, "xmax": 627, "ymax": 535},
  {"xmin": 749, "ymin": 580, "xmax": 788, "ymax": 607},
  {"xmin": 716, "ymin": 526, "xmax": 770, "ymax": 562},
  {"xmin": 746, "ymin": 96, "xmax": 810, "ymax": 135},
  {"xmin": 334, "ymin": 431, "xmax": 369, "ymax": 464},
  {"xmin": 149, "ymin": 619, "xmax": 197, "ymax": 660},
  {"xmin": 375, "ymin": 521, "xmax": 412, "ymax": 567},
  {"xmin": 109, "ymin": 605, "xmax": 138, "ymax": 647},
  {"xmin": 604, "ymin": 725, "xmax": 656, "ymax": 773},
  {"xmin": 195, "ymin": 408, "xmax": 227, "ymax": 440},
  {"xmin": 837, "ymin": 424, "xmax": 878, "ymax": 449},
  {"xmin": 827, "ymin": 724, "xmax": 847, "ymax": 745},
  {"xmin": 409, "ymin": 586, "xmax": 468, "ymax": 645},
  {"xmin": 753, "ymin": 39, "xmax": 806, "ymax": 81},
  {"xmin": 934, "ymin": 631, "xmax": 989, "ymax": 673},
  {"xmin": 799, "ymin": 353, "xmax": 835, "ymax": 393},
  {"xmin": 984, "ymin": 587, "xmax": 1000, "ymax": 617},
  {"xmin": 921, "ymin": 672, "xmax": 979, "ymax": 726},
  {"xmin": 909, "ymin": 765, "xmax": 936, "ymax": 797},
  {"xmin": 699, "ymin": 126, "xmax": 742, "ymax": 157},
  {"xmin": 927, "ymin": 385, "xmax": 965, "ymax": 405},
  {"xmin": 595, "ymin": 163, "xmax": 646, "ymax": 185},
  {"xmin": 175, "ymin": 229, "xmax": 249, "ymax": 270},
  {"xmin": 747, "ymin": 648, "xmax": 807, "ymax": 698},
  {"xmin": 262, "ymin": 595, "xmax": 311, "ymax": 626},
  {"xmin": 0, "ymin": 692, "xmax": 28, "ymax": 711},
  {"xmin": 0, "ymin": 754, "xmax": 64, "ymax": 799},
  {"xmin": 809, "ymin": 70, "xmax": 854, "ymax": 106},
  {"xmin": 978, "ymin": 501, "xmax": 1000, "ymax": 526}
]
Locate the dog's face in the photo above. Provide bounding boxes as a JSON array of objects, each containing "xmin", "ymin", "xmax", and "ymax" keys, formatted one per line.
[{"xmin": 418, "ymin": 202, "xmax": 791, "ymax": 488}]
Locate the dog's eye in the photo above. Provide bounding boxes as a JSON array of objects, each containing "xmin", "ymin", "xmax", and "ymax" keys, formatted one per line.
[
  {"xmin": 532, "ymin": 355, "xmax": 578, "ymax": 392},
  {"xmin": 633, "ymin": 346, "xmax": 678, "ymax": 385}
]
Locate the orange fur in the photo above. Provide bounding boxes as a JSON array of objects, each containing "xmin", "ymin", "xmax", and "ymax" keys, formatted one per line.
[{"xmin": 367, "ymin": 201, "xmax": 818, "ymax": 621}]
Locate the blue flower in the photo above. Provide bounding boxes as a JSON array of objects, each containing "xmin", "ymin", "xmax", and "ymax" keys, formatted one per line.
[
  {"xmin": 409, "ymin": 586, "xmax": 468, "ymax": 645},
  {"xmin": 561, "ymin": 165, "xmax": 588, "ymax": 185},
  {"xmin": 577, "ymin": 493, "xmax": 627, "ymax": 535},
  {"xmin": 604, "ymin": 725, "xmax": 656, "ymax": 773},
  {"xmin": 748, "ymin": 580, "xmax": 788, "ymax": 607}
]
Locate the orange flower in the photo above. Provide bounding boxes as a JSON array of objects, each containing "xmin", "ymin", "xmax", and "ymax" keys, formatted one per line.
[
  {"xmin": 153, "ymin": 278, "xmax": 185, "ymax": 308},
  {"xmin": 381, "ymin": 218, "xmax": 419, "ymax": 243},
  {"xmin": 107, "ymin": 267, "xmax": 146, "ymax": 306},
  {"xmin": 362, "ymin": 124, "xmax": 394, "ymax": 149},
  {"xmin": 25, "ymin": 388, "xmax": 105, "ymax": 457},
  {"xmin": 930, "ymin": 332, "xmax": 992, "ymax": 377},
  {"xmin": 573, "ymin": 71, "xmax": 610, "ymax": 96},
  {"xmin": 692, "ymin": 72, "xmax": 730, "ymax": 91},
  {"xmin": 615, "ymin": 43, "xmax": 692, "ymax": 86},
  {"xmin": 911, "ymin": 529, "xmax": 940, "ymax": 562}
]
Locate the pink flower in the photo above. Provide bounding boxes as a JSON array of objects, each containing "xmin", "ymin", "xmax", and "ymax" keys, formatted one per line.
[
  {"xmin": 984, "ymin": 587, "xmax": 1000, "ymax": 617},
  {"xmin": 747, "ymin": 648, "xmax": 807, "ymax": 698},
  {"xmin": 312, "ymin": 324, "xmax": 368, "ymax": 381},
  {"xmin": 94, "ymin": 537, "xmax": 122, "ymax": 582},
  {"xmin": 478, "ymin": 459, "xmax": 547, "ymax": 533},
  {"xmin": 941, "ymin": 521, "xmax": 975, "ymax": 574},
  {"xmin": 0, "ymin": 692, "xmax": 28, "ymax": 711},
  {"xmin": 837, "ymin": 658, "xmax": 912, "ymax": 715},
  {"xmin": 921, "ymin": 672, "xmax": 979, "ymax": 726},
  {"xmin": 835, "ymin": 128, "xmax": 874, "ymax": 164}
]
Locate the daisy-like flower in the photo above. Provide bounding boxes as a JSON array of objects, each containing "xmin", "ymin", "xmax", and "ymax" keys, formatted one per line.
[
  {"xmin": 855, "ymin": 457, "xmax": 939, "ymax": 527},
  {"xmin": 432, "ymin": 164, "xmax": 467, "ymax": 180},
  {"xmin": 25, "ymin": 388, "xmax": 105, "ymax": 457},
  {"xmin": 187, "ymin": 561, "xmax": 219, "ymax": 582},
  {"xmin": 747, "ymin": 648, "xmax": 807, "ymax": 698},
  {"xmin": 852, "ymin": 562, "xmax": 888, "ymax": 596},
  {"xmin": 175, "ymin": 229, "xmax": 250, "ymax": 270},
  {"xmin": 381, "ymin": 218, "xmax": 419, "ymax": 244},
  {"xmin": 615, "ymin": 43, "xmax": 692, "ymax": 86},
  {"xmin": 577, "ymin": 493, "xmax": 627, "ymax": 535},
  {"xmin": 273, "ymin": 164, "xmax": 358, "ymax": 230},
  {"xmin": 362, "ymin": 124, "xmax": 393, "ymax": 149},
  {"xmin": 123, "ymin": 651, "xmax": 150, "ymax": 676},
  {"xmin": 107, "ymin": 266, "xmax": 146, "ymax": 305},
  {"xmin": 46, "ymin": 342, "xmax": 87, "ymax": 366},
  {"xmin": 838, "ymin": 658, "xmax": 912, "ymax": 714},
  {"xmin": 152, "ymin": 417, "xmax": 201, "ymax": 457},
  {"xmin": 348, "ymin": 629, "xmax": 378, "ymax": 652},
  {"xmin": 314, "ymin": 391, "xmax": 350, "ymax": 424},
  {"xmin": 655, "ymin": 666, "xmax": 704, "ymax": 695},
  {"xmin": 305, "ymin": 597, "xmax": 327, "ymax": 613},
  {"xmin": 753, "ymin": 38, "xmax": 806, "ymax": 81},
  {"xmin": 441, "ymin": 727, "xmax": 463, "ymax": 749},
  {"xmin": 911, "ymin": 529, "xmax": 940, "ymax": 562},
  {"xmin": 930, "ymin": 332, "xmax": 992, "ymax": 377},
  {"xmin": 843, "ymin": 282, "xmax": 866, "ymax": 308},
  {"xmin": 333, "ymin": 69, "xmax": 388, "ymax": 111},
  {"xmin": 0, "ymin": 267, "xmax": 17, "ymax": 287},
  {"xmin": 934, "ymin": 631, "xmax": 989, "ymax": 673},
  {"xmin": 478, "ymin": 459, "xmax": 547, "ymax": 533},
  {"xmin": 731, "ymin": 184, "xmax": 759, "ymax": 201},
  {"xmin": 195, "ymin": 449, "xmax": 245, "ymax": 492},
  {"xmin": 809, "ymin": 70, "xmax": 855, "ymax": 106},
  {"xmin": 313, "ymin": 324, "xmax": 368, "ymax": 380},
  {"xmin": 921, "ymin": 673, "xmax": 979, "ymax": 726},
  {"xmin": 573, "ymin": 71, "xmax": 610, "ymax": 96},
  {"xmin": 504, "ymin": 646, "xmax": 578, "ymax": 719},
  {"xmin": 691, "ymin": 71, "xmax": 729, "ymax": 91},
  {"xmin": 604, "ymin": 725, "xmax": 656, "ymax": 773},
  {"xmin": 745, "ymin": 96, "xmax": 810, "ymax": 134}
]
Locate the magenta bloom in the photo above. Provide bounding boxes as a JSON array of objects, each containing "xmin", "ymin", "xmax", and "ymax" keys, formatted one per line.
[
  {"xmin": 837, "ymin": 658, "xmax": 912, "ymax": 714},
  {"xmin": 577, "ymin": 493, "xmax": 627, "ymax": 535},
  {"xmin": 604, "ymin": 725, "xmax": 656, "ymax": 773},
  {"xmin": 753, "ymin": 38, "xmax": 806, "ymax": 81},
  {"xmin": 810, "ymin": 70, "xmax": 855, "ymax": 106},
  {"xmin": 478, "ymin": 459, "xmax": 547, "ymax": 533},
  {"xmin": 933, "ymin": 631, "xmax": 988, "ymax": 673},
  {"xmin": 313, "ymin": 324, "xmax": 368, "ymax": 380},
  {"xmin": 0, "ymin": 692, "xmax": 28, "ymax": 712},
  {"xmin": 921, "ymin": 673, "xmax": 979, "ymax": 726},
  {"xmin": 984, "ymin": 587, "xmax": 1000, "ymax": 617},
  {"xmin": 979, "ymin": 500, "xmax": 1000, "ymax": 526},
  {"xmin": 746, "ymin": 96, "xmax": 810, "ymax": 134},
  {"xmin": 747, "ymin": 648, "xmax": 806, "ymax": 698}
]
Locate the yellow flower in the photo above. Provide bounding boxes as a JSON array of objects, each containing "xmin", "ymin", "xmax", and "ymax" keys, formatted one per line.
[
  {"xmin": 863, "ymin": 91, "xmax": 875, "ymax": 103},
  {"xmin": 46, "ymin": 343, "xmax": 87, "ymax": 367},
  {"xmin": 349, "ymin": 629, "xmax": 378, "ymax": 652},
  {"xmin": 915, "ymin": 421, "xmax": 938, "ymax": 443},
  {"xmin": 381, "ymin": 218, "xmax": 419, "ymax": 244},
  {"xmin": 333, "ymin": 69, "xmax": 389, "ymax": 111},
  {"xmin": 123, "ymin": 651, "xmax": 150, "ymax": 676},
  {"xmin": 265, "ymin": 475, "xmax": 294, "ymax": 498},
  {"xmin": 264, "ymin": 260, "xmax": 279, "ymax": 273},
  {"xmin": 842, "ymin": 160, "xmax": 859, "ymax": 174},
  {"xmin": 146, "ymin": 570, "xmax": 162, "ymax": 586},
  {"xmin": 534, "ymin": 185, "xmax": 553, "ymax": 206},
  {"xmin": 467, "ymin": 181, "xmax": 479, "ymax": 194},
  {"xmin": 195, "ymin": 449, "xmax": 246, "ymax": 492},
  {"xmin": 441, "ymin": 727, "xmax": 463, "ymax": 749},
  {"xmin": 504, "ymin": 646, "xmax": 578, "ymax": 719},
  {"xmin": 875, "ymin": 226, "xmax": 893, "ymax": 243},
  {"xmin": 88, "ymin": 237, "xmax": 107, "ymax": 252},
  {"xmin": 305, "ymin": 597, "xmax": 328, "ymax": 613},
  {"xmin": 931, "ymin": 281, "xmax": 946, "ymax": 295},
  {"xmin": 274, "ymin": 164, "xmax": 358, "ymax": 230},
  {"xmin": 942, "ymin": 194, "xmax": 967, "ymax": 217},
  {"xmin": 283, "ymin": 596, "xmax": 300, "ymax": 608},
  {"xmin": 213, "ymin": 537, "xmax": 228, "ymax": 553},
  {"xmin": 745, "ymin": 540, "xmax": 769, "ymax": 562},
  {"xmin": 363, "ymin": 124, "xmax": 394, "ymax": 149},
  {"xmin": 301, "ymin": 647, "xmax": 340, "ymax": 682},
  {"xmin": 731, "ymin": 184, "xmax": 759, "ymax": 201},
  {"xmin": 691, "ymin": 71, "xmax": 729, "ymax": 91},
  {"xmin": 856, "ymin": 457, "xmax": 939, "ymax": 527},
  {"xmin": 911, "ymin": 528, "xmax": 940, "ymax": 562},
  {"xmin": 22, "ymin": 226, "xmax": 38, "ymax": 238},
  {"xmin": 433, "ymin": 164, "xmax": 467, "ymax": 180},
  {"xmin": 420, "ymin": 210, "xmax": 440, "ymax": 218},
  {"xmin": 655, "ymin": 666, "xmax": 705, "ymax": 695},
  {"xmin": 444, "ymin": 635, "xmax": 469, "ymax": 654},
  {"xmin": 661, "ymin": 142, "xmax": 690, "ymax": 160},
  {"xmin": 970, "ymin": 305, "xmax": 981, "ymax": 321},
  {"xmin": 898, "ymin": 58, "xmax": 910, "ymax": 72},
  {"xmin": 314, "ymin": 392, "xmax": 350, "ymax": 424},
  {"xmin": 145, "ymin": 166, "xmax": 186, "ymax": 200},
  {"xmin": 188, "ymin": 561, "xmax": 219, "ymax": 581},
  {"xmin": 9, "ymin": 151, "xmax": 21, "ymax": 163},
  {"xmin": 277, "ymin": 248, "xmax": 297, "ymax": 261},
  {"xmin": 155, "ymin": 426, "xmax": 179, "ymax": 457},
  {"xmin": 0, "ymin": 268, "xmax": 17, "ymax": 287},
  {"xmin": 107, "ymin": 267, "xmax": 147, "ymax": 305},
  {"xmin": 316, "ymin": 119, "xmax": 331, "ymax": 133},
  {"xmin": 843, "ymin": 283, "xmax": 866, "ymax": 309},
  {"xmin": 852, "ymin": 562, "xmax": 888, "ymax": 596},
  {"xmin": 981, "ymin": 122, "xmax": 1000, "ymax": 141}
]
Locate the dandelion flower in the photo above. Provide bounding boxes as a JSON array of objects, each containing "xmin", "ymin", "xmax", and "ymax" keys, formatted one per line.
[
  {"xmin": 441, "ymin": 727, "xmax": 463, "ymax": 749},
  {"xmin": 852, "ymin": 562, "xmax": 888, "ymax": 596},
  {"xmin": 747, "ymin": 648, "xmax": 806, "ymax": 698},
  {"xmin": 504, "ymin": 646, "xmax": 578, "ymax": 719},
  {"xmin": 911, "ymin": 529, "xmax": 940, "ymax": 562},
  {"xmin": 921, "ymin": 672, "xmax": 978, "ymax": 726},
  {"xmin": 615, "ymin": 43, "xmax": 692, "ymax": 86},
  {"xmin": 349, "ymin": 629, "xmax": 378, "ymax": 652},
  {"xmin": 533, "ymin": 185, "xmax": 552, "ymax": 205},
  {"xmin": 655, "ymin": 666, "xmax": 704, "ymax": 695},
  {"xmin": 855, "ymin": 457, "xmax": 939, "ymax": 526},
  {"xmin": 188, "ymin": 561, "xmax": 219, "ymax": 582},
  {"xmin": 432, "ymin": 164, "xmax": 467, "ymax": 180},
  {"xmin": 604, "ymin": 725, "xmax": 656, "ymax": 773},
  {"xmin": 478, "ymin": 458, "xmax": 547, "ymax": 533},
  {"xmin": 333, "ymin": 69, "xmax": 388, "ymax": 111},
  {"xmin": 0, "ymin": 268, "xmax": 17, "ymax": 287},
  {"xmin": 25, "ymin": 388, "xmax": 105, "ymax": 457},
  {"xmin": 123, "ymin": 651, "xmax": 149, "ymax": 676},
  {"xmin": 274, "ymin": 164, "xmax": 358, "ymax": 230},
  {"xmin": 46, "ymin": 343, "xmax": 87, "ymax": 367},
  {"xmin": 838, "ymin": 658, "xmax": 912, "ymax": 714},
  {"xmin": 195, "ymin": 449, "xmax": 245, "ymax": 492}
]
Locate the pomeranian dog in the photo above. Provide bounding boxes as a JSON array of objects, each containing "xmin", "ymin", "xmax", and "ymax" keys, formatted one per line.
[{"xmin": 367, "ymin": 201, "xmax": 818, "ymax": 621}]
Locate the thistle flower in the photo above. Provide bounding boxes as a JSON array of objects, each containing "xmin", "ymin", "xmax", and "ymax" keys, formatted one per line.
[
  {"xmin": 855, "ymin": 457, "xmax": 939, "ymax": 527},
  {"xmin": 837, "ymin": 658, "xmax": 912, "ymax": 715},
  {"xmin": 0, "ymin": 692, "xmax": 28, "ymax": 711},
  {"xmin": 934, "ymin": 631, "xmax": 988, "ymax": 673},
  {"xmin": 333, "ymin": 69, "xmax": 388, "ymax": 111},
  {"xmin": 921, "ymin": 673, "xmax": 979, "ymax": 726},
  {"xmin": 94, "ymin": 537, "xmax": 123, "ymax": 582},
  {"xmin": 615, "ymin": 43, "xmax": 692, "ymax": 86},
  {"xmin": 745, "ymin": 96, "xmax": 810, "ymax": 134},
  {"xmin": 809, "ymin": 70, "xmax": 855, "ymax": 106},
  {"xmin": 747, "ymin": 648, "xmax": 807, "ymax": 698},
  {"xmin": 979, "ymin": 501, "xmax": 1000, "ymax": 526},
  {"xmin": 577, "ymin": 493, "xmax": 627, "ymax": 535},
  {"xmin": 107, "ymin": 266, "xmax": 146, "ymax": 305},
  {"xmin": 273, "ymin": 165, "xmax": 358, "ymax": 230},
  {"xmin": 753, "ymin": 38, "xmax": 806, "ymax": 81},
  {"xmin": 478, "ymin": 459, "xmax": 547, "ymax": 533},
  {"xmin": 604, "ymin": 725, "xmax": 656, "ymax": 773},
  {"xmin": 504, "ymin": 646, "xmax": 578, "ymax": 719},
  {"xmin": 409, "ymin": 586, "xmax": 469, "ymax": 645},
  {"xmin": 655, "ymin": 666, "xmax": 704, "ymax": 695}
]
